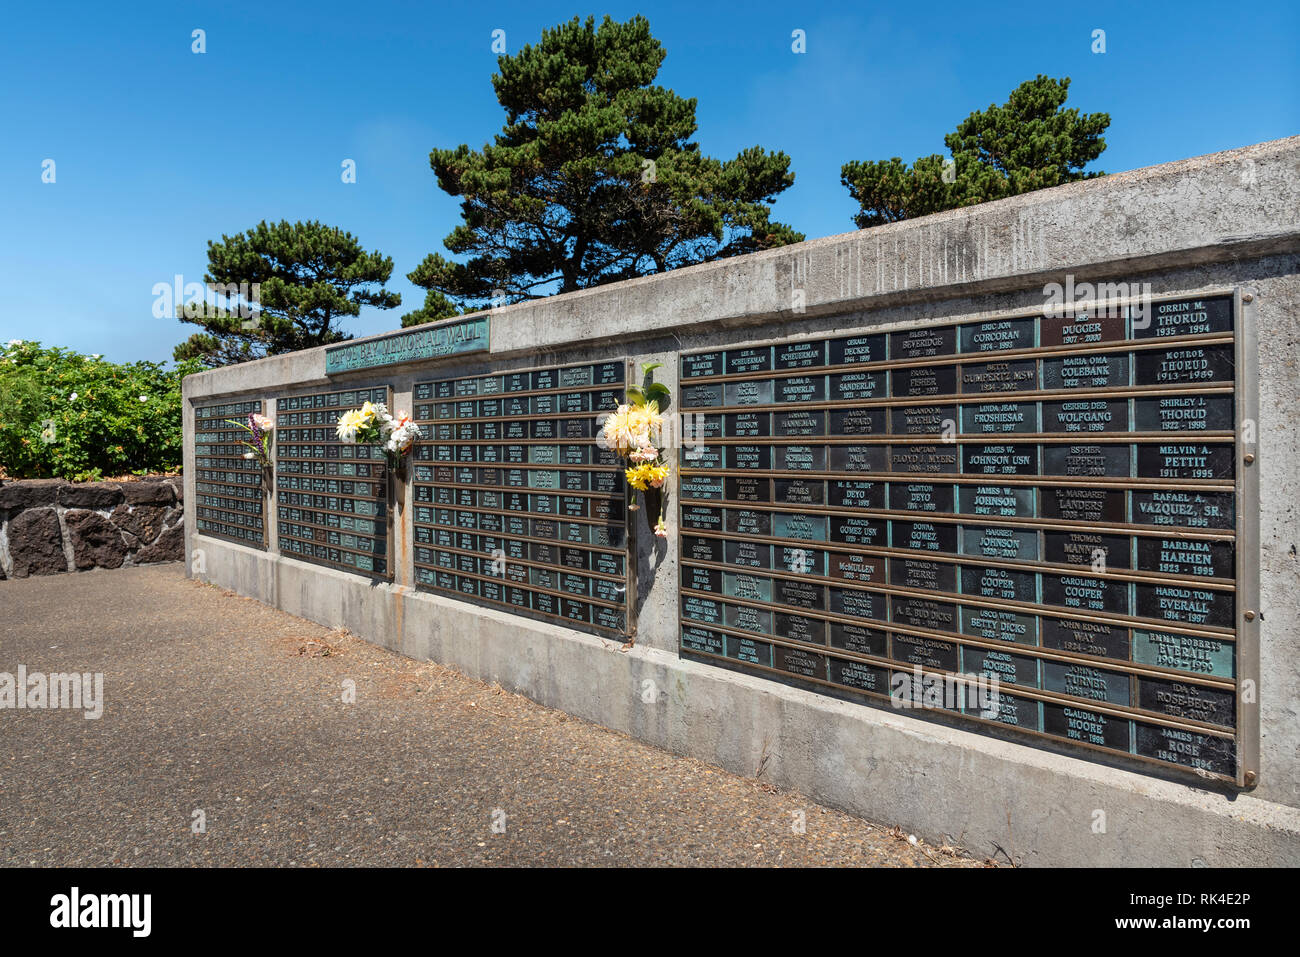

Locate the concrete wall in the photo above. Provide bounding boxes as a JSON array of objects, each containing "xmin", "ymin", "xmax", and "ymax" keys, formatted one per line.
[{"xmin": 183, "ymin": 136, "xmax": 1300, "ymax": 866}]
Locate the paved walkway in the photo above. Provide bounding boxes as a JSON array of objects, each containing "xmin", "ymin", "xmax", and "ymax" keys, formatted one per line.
[{"xmin": 0, "ymin": 565, "xmax": 986, "ymax": 866}]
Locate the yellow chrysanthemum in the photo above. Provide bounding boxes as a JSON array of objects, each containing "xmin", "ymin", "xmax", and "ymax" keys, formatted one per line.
[
  {"xmin": 623, "ymin": 461, "xmax": 669, "ymax": 492},
  {"xmin": 601, "ymin": 405, "xmax": 637, "ymax": 455},
  {"xmin": 336, "ymin": 409, "xmax": 363, "ymax": 442},
  {"xmin": 625, "ymin": 465, "xmax": 647, "ymax": 491},
  {"xmin": 628, "ymin": 403, "xmax": 663, "ymax": 437}
]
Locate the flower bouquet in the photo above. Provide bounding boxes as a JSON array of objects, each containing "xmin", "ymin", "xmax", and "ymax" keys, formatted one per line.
[
  {"xmin": 225, "ymin": 412, "xmax": 274, "ymax": 469},
  {"xmin": 601, "ymin": 363, "xmax": 671, "ymax": 538},
  {"xmin": 335, "ymin": 401, "xmax": 422, "ymax": 474}
]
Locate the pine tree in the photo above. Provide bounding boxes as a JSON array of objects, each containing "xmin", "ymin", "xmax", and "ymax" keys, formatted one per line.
[
  {"xmin": 173, "ymin": 220, "xmax": 400, "ymax": 366},
  {"xmin": 400, "ymin": 290, "xmax": 464, "ymax": 327},
  {"xmin": 841, "ymin": 76, "xmax": 1110, "ymax": 228},
  {"xmin": 405, "ymin": 14, "xmax": 802, "ymax": 319}
]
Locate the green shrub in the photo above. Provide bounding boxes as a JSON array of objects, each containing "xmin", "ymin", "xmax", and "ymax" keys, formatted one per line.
[{"xmin": 0, "ymin": 340, "xmax": 202, "ymax": 481}]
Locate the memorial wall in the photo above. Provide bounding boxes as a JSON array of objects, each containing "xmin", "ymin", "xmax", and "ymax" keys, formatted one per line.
[
  {"xmin": 204, "ymin": 330, "xmax": 638, "ymax": 640},
  {"xmin": 275, "ymin": 385, "xmax": 393, "ymax": 578},
  {"xmin": 193, "ymin": 398, "xmax": 267, "ymax": 548},
  {"xmin": 181, "ymin": 137, "xmax": 1300, "ymax": 865},
  {"xmin": 186, "ymin": 292, "xmax": 1254, "ymax": 785}
]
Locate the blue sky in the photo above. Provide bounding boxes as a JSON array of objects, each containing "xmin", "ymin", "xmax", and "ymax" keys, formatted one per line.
[{"xmin": 1, "ymin": 0, "xmax": 1296, "ymax": 364}]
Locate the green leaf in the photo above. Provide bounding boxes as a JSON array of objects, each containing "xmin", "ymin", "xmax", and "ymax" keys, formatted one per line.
[{"xmin": 0, "ymin": 341, "xmax": 193, "ymax": 479}]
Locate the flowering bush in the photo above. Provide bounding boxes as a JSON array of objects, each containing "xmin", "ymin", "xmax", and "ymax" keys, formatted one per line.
[
  {"xmin": 0, "ymin": 339, "xmax": 201, "ymax": 481},
  {"xmin": 601, "ymin": 363, "xmax": 672, "ymax": 537},
  {"xmin": 226, "ymin": 412, "xmax": 274, "ymax": 468},
  {"xmin": 336, "ymin": 400, "xmax": 421, "ymax": 469}
]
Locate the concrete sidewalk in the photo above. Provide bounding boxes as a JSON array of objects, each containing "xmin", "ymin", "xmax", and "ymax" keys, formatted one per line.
[{"xmin": 0, "ymin": 564, "xmax": 986, "ymax": 866}]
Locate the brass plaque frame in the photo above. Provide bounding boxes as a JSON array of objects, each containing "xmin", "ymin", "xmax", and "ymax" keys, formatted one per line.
[
  {"xmin": 192, "ymin": 397, "xmax": 268, "ymax": 550},
  {"xmin": 411, "ymin": 359, "xmax": 634, "ymax": 638},
  {"xmin": 274, "ymin": 384, "xmax": 394, "ymax": 580}
]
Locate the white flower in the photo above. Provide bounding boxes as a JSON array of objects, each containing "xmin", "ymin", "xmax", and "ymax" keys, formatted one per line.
[
  {"xmin": 69, "ymin": 392, "xmax": 78, "ymax": 401},
  {"xmin": 242, "ymin": 452, "xmax": 255, "ymax": 460},
  {"xmin": 91, "ymin": 354, "xmax": 101, "ymax": 360},
  {"xmin": 6, "ymin": 339, "xmax": 21, "ymax": 348},
  {"xmin": 138, "ymin": 395, "xmax": 148, "ymax": 402}
]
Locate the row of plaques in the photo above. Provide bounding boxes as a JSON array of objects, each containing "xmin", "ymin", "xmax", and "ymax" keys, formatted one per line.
[
  {"xmin": 680, "ymin": 298, "xmax": 1231, "ymax": 379},
  {"xmin": 681, "ymin": 396, "xmax": 1234, "ymax": 437},
  {"xmin": 677, "ymin": 293, "xmax": 1244, "ymax": 781},
  {"xmin": 679, "ymin": 517, "xmax": 1233, "ymax": 604},
  {"xmin": 679, "ymin": 345, "xmax": 1234, "ymax": 405},
  {"xmin": 681, "ymin": 623, "xmax": 1233, "ymax": 776},
  {"xmin": 411, "ymin": 361, "xmax": 631, "ymax": 636},
  {"xmin": 677, "ymin": 477, "xmax": 1232, "ymax": 529},
  {"xmin": 680, "ymin": 555, "xmax": 1236, "ymax": 694},
  {"xmin": 679, "ymin": 441, "xmax": 1233, "ymax": 481}
]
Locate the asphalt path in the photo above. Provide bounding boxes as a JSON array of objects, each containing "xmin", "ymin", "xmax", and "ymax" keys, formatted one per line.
[{"xmin": 0, "ymin": 564, "xmax": 985, "ymax": 867}]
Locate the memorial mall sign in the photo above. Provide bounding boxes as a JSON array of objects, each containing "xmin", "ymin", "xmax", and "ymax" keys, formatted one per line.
[{"xmin": 324, "ymin": 316, "xmax": 489, "ymax": 374}]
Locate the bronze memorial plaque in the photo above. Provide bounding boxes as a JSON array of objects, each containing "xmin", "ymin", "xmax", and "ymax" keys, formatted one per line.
[
  {"xmin": 411, "ymin": 359, "xmax": 631, "ymax": 636},
  {"xmin": 193, "ymin": 398, "xmax": 268, "ymax": 549},
  {"xmin": 678, "ymin": 292, "xmax": 1252, "ymax": 783},
  {"xmin": 274, "ymin": 385, "xmax": 393, "ymax": 579}
]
